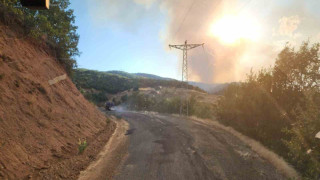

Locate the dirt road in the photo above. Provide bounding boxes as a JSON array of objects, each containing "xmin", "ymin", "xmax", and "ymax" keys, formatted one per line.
[{"xmin": 108, "ymin": 110, "xmax": 289, "ymax": 180}]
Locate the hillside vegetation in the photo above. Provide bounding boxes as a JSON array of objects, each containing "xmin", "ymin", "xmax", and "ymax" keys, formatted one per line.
[
  {"xmin": 0, "ymin": 0, "xmax": 79, "ymax": 74},
  {"xmin": 72, "ymin": 68, "xmax": 205, "ymax": 105},
  {"xmin": 188, "ymin": 81, "xmax": 230, "ymax": 94},
  {"xmin": 216, "ymin": 41, "xmax": 320, "ymax": 179},
  {"xmin": 109, "ymin": 87, "xmax": 218, "ymax": 119}
]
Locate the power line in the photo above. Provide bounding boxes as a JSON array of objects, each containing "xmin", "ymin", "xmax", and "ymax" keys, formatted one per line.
[{"xmin": 172, "ymin": 0, "xmax": 197, "ymax": 40}]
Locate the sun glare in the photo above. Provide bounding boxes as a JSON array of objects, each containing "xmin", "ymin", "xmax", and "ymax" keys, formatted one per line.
[{"xmin": 210, "ymin": 15, "xmax": 261, "ymax": 44}]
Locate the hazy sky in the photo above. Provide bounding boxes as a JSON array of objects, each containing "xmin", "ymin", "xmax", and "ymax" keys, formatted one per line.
[{"xmin": 70, "ymin": 0, "xmax": 320, "ymax": 83}]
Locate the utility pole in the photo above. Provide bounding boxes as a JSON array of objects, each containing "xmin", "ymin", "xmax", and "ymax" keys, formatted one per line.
[{"xmin": 169, "ymin": 40, "xmax": 204, "ymax": 116}]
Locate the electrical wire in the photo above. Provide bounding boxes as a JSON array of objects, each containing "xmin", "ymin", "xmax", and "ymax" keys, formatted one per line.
[{"xmin": 172, "ymin": 0, "xmax": 197, "ymax": 41}]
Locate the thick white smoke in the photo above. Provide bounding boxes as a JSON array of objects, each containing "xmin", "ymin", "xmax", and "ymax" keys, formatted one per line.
[{"xmin": 86, "ymin": 0, "xmax": 320, "ymax": 83}]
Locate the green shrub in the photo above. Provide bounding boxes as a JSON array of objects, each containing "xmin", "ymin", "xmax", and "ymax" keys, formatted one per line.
[
  {"xmin": 82, "ymin": 91, "xmax": 107, "ymax": 105},
  {"xmin": 78, "ymin": 138, "xmax": 87, "ymax": 154},
  {"xmin": 106, "ymin": 118, "xmax": 110, "ymax": 124},
  {"xmin": 283, "ymin": 92, "xmax": 320, "ymax": 178},
  {"xmin": 79, "ymin": 88, "xmax": 85, "ymax": 94}
]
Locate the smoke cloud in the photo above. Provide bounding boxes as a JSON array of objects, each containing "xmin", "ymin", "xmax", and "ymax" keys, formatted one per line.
[
  {"xmin": 86, "ymin": 0, "xmax": 320, "ymax": 83},
  {"xmin": 160, "ymin": 0, "xmax": 274, "ymax": 82},
  {"xmin": 278, "ymin": 16, "xmax": 301, "ymax": 37}
]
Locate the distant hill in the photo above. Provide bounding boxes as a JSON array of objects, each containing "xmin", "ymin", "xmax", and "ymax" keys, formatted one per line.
[
  {"xmin": 72, "ymin": 68, "xmax": 204, "ymax": 105},
  {"xmin": 133, "ymin": 73, "xmax": 173, "ymax": 80},
  {"xmin": 106, "ymin": 70, "xmax": 137, "ymax": 79},
  {"xmin": 104, "ymin": 71, "xmax": 174, "ymax": 81},
  {"xmin": 188, "ymin": 82, "xmax": 230, "ymax": 94}
]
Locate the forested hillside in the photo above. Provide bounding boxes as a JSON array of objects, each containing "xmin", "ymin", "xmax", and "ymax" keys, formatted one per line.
[{"xmin": 72, "ymin": 68, "xmax": 204, "ymax": 104}]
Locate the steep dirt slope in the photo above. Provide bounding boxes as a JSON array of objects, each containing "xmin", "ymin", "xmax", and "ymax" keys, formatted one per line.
[{"xmin": 0, "ymin": 25, "xmax": 115, "ymax": 179}]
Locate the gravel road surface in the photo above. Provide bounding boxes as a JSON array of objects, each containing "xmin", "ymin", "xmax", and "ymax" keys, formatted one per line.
[{"xmin": 111, "ymin": 110, "xmax": 285, "ymax": 180}]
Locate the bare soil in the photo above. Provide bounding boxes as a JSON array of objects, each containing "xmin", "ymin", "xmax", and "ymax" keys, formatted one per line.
[
  {"xmin": 0, "ymin": 23, "xmax": 115, "ymax": 179},
  {"xmin": 79, "ymin": 114, "xmax": 129, "ymax": 180}
]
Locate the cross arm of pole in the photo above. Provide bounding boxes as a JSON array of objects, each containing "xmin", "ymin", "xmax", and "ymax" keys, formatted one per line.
[
  {"xmin": 185, "ymin": 43, "xmax": 204, "ymax": 50},
  {"xmin": 169, "ymin": 43, "xmax": 204, "ymax": 50},
  {"xmin": 169, "ymin": 44, "xmax": 186, "ymax": 50}
]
